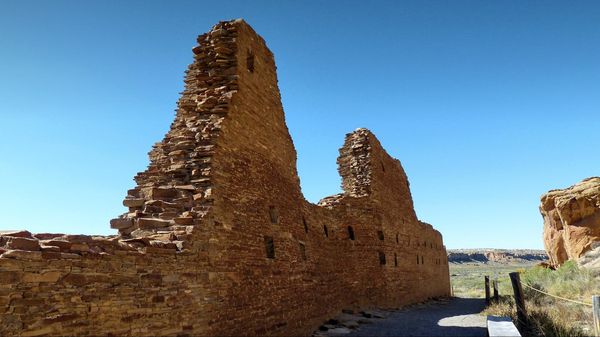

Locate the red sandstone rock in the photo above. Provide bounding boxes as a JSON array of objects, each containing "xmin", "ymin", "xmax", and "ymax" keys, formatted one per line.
[
  {"xmin": 41, "ymin": 239, "xmax": 71, "ymax": 251},
  {"xmin": 137, "ymin": 218, "xmax": 173, "ymax": 230},
  {"xmin": 0, "ymin": 230, "xmax": 33, "ymax": 239},
  {"xmin": 39, "ymin": 244, "xmax": 60, "ymax": 252},
  {"xmin": 5, "ymin": 237, "xmax": 40, "ymax": 251},
  {"xmin": 1, "ymin": 249, "xmax": 43, "ymax": 260},
  {"xmin": 69, "ymin": 243, "xmax": 89, "ymax": 252},
  {"xmin": 123, "ymin": 198, "xmax": 145, "ymax": 207},
  {"xmin": 33, "ymin": 233, "xmax": 66, "ymax": 240},
  {"xmin": 22, "ymin": 271, "xmax": 61, "ymax": 283},
  {"xmin": 540, "ymin": 177, "xmax": 600, "ymax": 267},
  {"xmin": 109, "ymin": 218, "xmax": 133, "ymax": 229}
]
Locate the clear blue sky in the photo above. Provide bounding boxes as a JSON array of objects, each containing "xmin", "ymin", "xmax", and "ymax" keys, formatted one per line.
[{"xmin": 1, "ymin": 1, "xmax": 599, "ymax": 249}]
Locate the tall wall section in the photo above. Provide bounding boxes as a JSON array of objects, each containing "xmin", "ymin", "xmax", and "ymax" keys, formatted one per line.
[{"xmin": 0, "ymin": 19, "xmax": 450, "ymax": 337}]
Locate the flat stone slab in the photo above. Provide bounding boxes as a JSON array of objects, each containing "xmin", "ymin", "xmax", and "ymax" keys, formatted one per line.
[{"xmin": 487, "ymin": 316, "xmax": 521, "ymax": 337}]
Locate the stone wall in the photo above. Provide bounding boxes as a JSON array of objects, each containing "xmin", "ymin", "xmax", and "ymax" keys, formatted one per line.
[{"xmin": 0, "ymin": 19, "xmax": 450, "ymax": 337}]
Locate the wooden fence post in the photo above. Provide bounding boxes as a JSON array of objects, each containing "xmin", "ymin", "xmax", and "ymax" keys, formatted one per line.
[
  {"xmin": 593, "ymin": 295, "xmax": 599, "ymax": 337},
  {"xmin": 509, "ymin": 272, "xmax": 527, "ymax": 324},
  {"xmin": 493, "ymin": 279, "xmax": 499, "ymax": 302},
  {"xmin": 485, "ymin": 276, "xmax": 490, "ymax": 304}
]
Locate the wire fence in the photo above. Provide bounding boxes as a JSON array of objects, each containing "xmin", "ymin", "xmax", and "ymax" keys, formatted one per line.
[{"xmin": 521, "ymin": 282, "xmax": 593, "ymax": 307}]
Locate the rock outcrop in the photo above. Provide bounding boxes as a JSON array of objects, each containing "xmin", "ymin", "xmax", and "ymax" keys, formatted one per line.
[{"xmin": 540, "ymin": 177, "xmax": 600, "ymax": 268}]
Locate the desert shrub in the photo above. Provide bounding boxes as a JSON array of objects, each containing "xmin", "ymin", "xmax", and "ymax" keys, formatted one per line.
[
  {"xmin": 487, "ymin": 262, "xmax": 598, "ymax": 337},
  {"xmin": 522, "ymin": 261, "xmax": 599, "ymax": 302},
  {"xmin": 483, "ymin": 295, "xmax": 586, "ymax": 337}
]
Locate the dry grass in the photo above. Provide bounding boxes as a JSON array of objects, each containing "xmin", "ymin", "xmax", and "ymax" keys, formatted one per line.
[
  {"xmin": 483, "ymin": 295, "xmax": 588, "ymax": 337},
  {"xmin": 483, "ymin": 261, "xmax": 598, "ymax": 337}
]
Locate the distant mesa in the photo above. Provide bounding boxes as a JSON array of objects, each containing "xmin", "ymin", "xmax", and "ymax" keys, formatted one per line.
[
  {"xmin": 447, "ymin": 249, "xmax": 547, "ymax": 264},
  {"xmin": 540, "ymin": 177, "xmax": 600, "ymax": 269}
]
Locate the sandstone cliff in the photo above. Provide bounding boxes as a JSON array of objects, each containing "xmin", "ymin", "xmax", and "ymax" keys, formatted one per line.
[{"xmin": 540, "ymin": 177, "xmax": 600, "ymax": 268}]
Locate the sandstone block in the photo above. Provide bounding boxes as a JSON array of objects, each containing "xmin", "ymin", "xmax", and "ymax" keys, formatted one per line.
[
  {"xmin": 23, "ymin": 271, "xmax": 61, "ymax": 283},
  {"xmin": 6, "ymin": 237, "xmax": 40, "ymax": 251},
  {"xmin": 149, "ymin": 240, "xmax": 178, "ymax": 250},
  {"xmin": 137, "ymin": 218, "xmax": 173, "ymax": 230},
  {"xmin": 59, "ymin": 252, "xmax": 81, "ymax": 259},
  {"xmin": 110, "ymin": 218, "xmax": 133, "ymax": 229},
  {"xmin": 174, "ymin": 217, "xmax": 194, "ymax": 225},
  {"xmin": 1, "ymin": 249, "xmax": 43, "ymax": 260},
  {"xmin": 123, "ymin": 198, "xmax": 145, "ymax": 208},
  {"xmin": 41, "ymin": 239, "xmax": 71, "ymax": 251},
  {"xmin": 143, "ymin": 247, "xmax": 176, "ymax": 255},
  {"xmin": 32, "ymin": 233, "xmax": 64, "ymax": 240},
  {"xmin": 0, "ymin": 230, "xmax": 33, "ymax": 239},
  {"xmin": 147, "ymin": 187, "xmax": 178, "ymax": 199},
  {"xmin": 70, "ymin": 243, "xmax": 89, "ymax": 252},
  {"xmin": 0, "ymin": 270, "xmax": 21, "ymax": 282},
  {"xmin": 41, "ymin": 251, "xmax": 62, "ymax": 259},
  {"xmin": 21, "ymin": 326, "xmax": 53, "ymax": 337},
  {"xmin": 39, "ymin": 245, "xmax": 60, "ymax": 252}
]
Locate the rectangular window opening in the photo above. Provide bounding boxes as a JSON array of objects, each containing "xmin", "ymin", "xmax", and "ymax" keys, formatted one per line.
[
  {"xmin": 347, "ymin": 226, "xmax": 355, "ymax": 240},
  {"xmin": 299, "ymin": 242, "xmax": 307, "ymax": 260},
  {"xmin": 378, "ymin": 251, "xmax": 386, "ymax": 265},
  {"xmin": 246, "ymin": 49, "xmax": 255, "ymax": 73},
  {"xmin": 264, "ymin": 236, "xmax": 275, "ymax": 259},
  {"xmin": 269, "ymin": 206, "xmax": 278, "ymax": 224}
]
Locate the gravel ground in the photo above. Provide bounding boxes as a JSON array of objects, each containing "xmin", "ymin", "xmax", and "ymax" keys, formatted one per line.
[{"xmin": 316, "ymin": 297, "xmax": 487, "ymax": 337}]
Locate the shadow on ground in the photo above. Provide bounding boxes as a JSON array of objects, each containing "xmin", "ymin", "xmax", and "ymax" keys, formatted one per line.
[{"xmin": 345, "ymin": 297, "xmax": 487, "ymax": 337}]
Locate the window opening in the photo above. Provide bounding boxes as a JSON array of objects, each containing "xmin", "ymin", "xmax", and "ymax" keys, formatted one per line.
[
  {"xmin": 347, "ymin": 226, "xmax": 355, "ymax": 240},
  {"xmin": 264, "ymin": 236, "xmax": 275, "ymax": 259}
]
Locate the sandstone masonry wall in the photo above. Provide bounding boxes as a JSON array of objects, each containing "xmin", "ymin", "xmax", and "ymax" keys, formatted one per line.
[{"xmin": 0, "ymin": 19, "xmax": 450, "ymax": 337}]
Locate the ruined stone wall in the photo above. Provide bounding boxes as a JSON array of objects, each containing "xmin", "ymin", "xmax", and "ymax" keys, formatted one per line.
[{"xmin": 0, "ymin": 19, "xmax": 450, "ymax": 337}]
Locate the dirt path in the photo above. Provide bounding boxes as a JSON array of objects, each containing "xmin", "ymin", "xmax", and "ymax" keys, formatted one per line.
[{"xmin": 317, "ymin": 298, "xmax": 487, "ymax": 337}]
